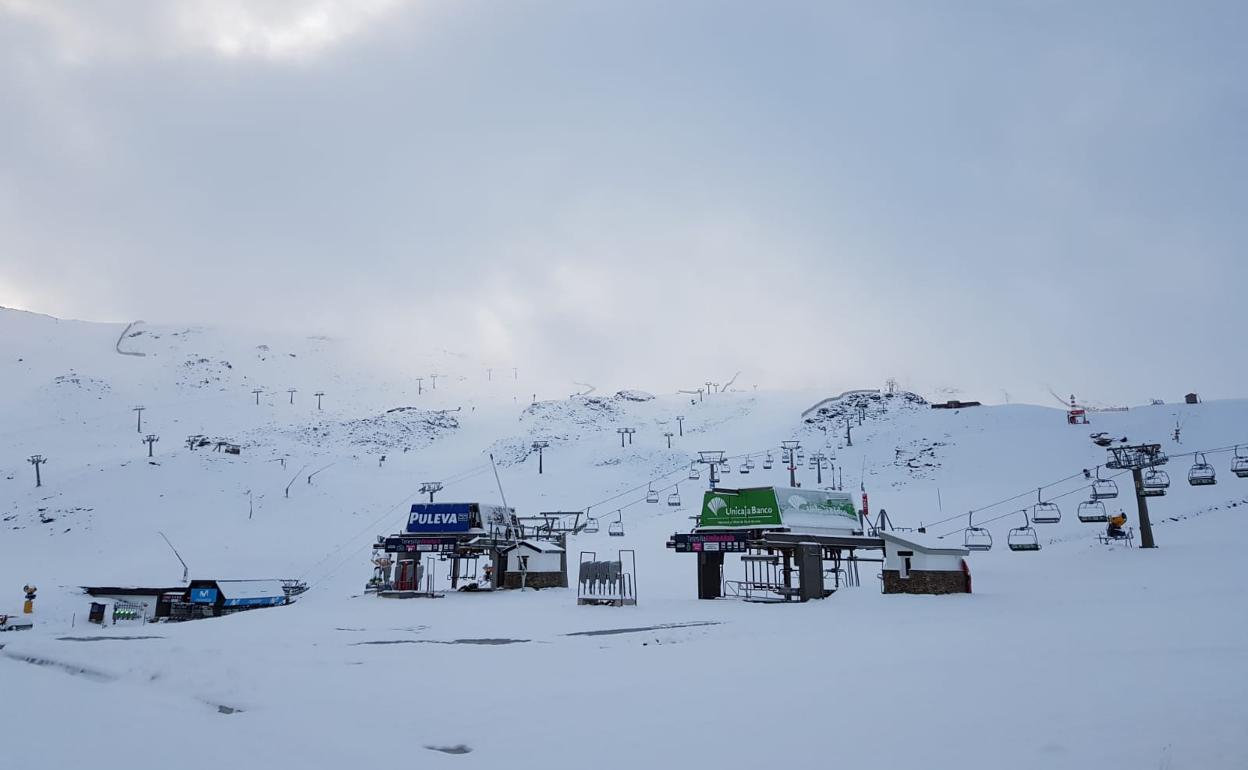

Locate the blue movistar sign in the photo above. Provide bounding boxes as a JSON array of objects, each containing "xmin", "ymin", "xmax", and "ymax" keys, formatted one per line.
[{"xmin": 406, "ymin": 503, "xmax": 472, "ymax": 533}]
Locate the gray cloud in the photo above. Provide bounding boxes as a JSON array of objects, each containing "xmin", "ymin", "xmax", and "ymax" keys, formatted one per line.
[{"xmin": 2, "ymin": 1, "xmax": 1246, "ymax": 403}]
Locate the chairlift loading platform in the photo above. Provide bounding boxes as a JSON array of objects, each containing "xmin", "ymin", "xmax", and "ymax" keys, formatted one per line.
[{"xmin": 667, "ymin": 530, "xmax": 885, "ymax": 602}]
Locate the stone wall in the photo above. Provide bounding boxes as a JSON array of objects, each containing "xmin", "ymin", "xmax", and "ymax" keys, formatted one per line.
[
  {"xmin": 502, "ymin": 571, "xmax": 565, "ymax": 590},
  {"xmin": 882, "ymin": 569, "xmax": 968, "ymax": 595}
]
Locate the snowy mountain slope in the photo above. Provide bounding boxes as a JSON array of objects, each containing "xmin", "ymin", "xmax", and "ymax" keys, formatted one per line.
[{"xmin": 2, "ymin": 309, "xmax": 1246, "ymax": 770}]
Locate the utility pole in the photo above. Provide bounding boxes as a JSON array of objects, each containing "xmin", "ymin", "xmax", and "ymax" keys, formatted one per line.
[
  {"xmin": 616, "ymin": 427, "xmax": 635, "ymax": 448},
  {"xmin": 314, "ymin": 391, "xmax": 325, "ymax": 410},
  {"xmin": 513, "ymin": 367, "xmax": 518, "ymax": 380},
  {"xmin": 697, "ymin": 388, "xmax": 704, "ymax": 403},
  {"xmin": 252, "ymin": 388, "xmax": 263, "ymax": 405},
  {"xmin": 420, "ymin": 481, "xmax": 444, "ymax": 503},
  {"xmin": 143, "ymin": 434, "xmax": 159, "ymax": 457},
  {"xmin": 430, "ymin": 374, "xmax": 439, "ymax": 390},
  {"xmin": 133, "ymin": 405, "xmax": 145, "ymax": 433},
  {"xmin": 676, "ymin": 416, "xmax": 685, "ymax": 436},
  {"xmin": 531, "ymin": 440, "xmax": 549, "ymax": 474},
  {"xmin": 845, "ymin": 420, "xmax": 853, "ymax": 447},
  {"xmin": 416, "ymin": 378, "xmax": 424, "ymax": 395},
  {"xmin": 186, "ymin": 434, "xmax": 204, "ymax": 450},
  {"xmin": 487, "ymin": 368, "xmax": 493, "ymax": 381},
  {"xmin": 28, "ymin": 455, "xmax": 46, "ymax": 487},
  {"xmin": 287, "ymin": 388, "xmax": 297, "ymax": 404},
  {"xmin": 664, "ymin": 431, "xmax": 674, "ymax": 449},
  {"xmin": 813, "ymin": 452, "xmax": 825, "ymax": 485},
  {"xmin": 782, "ymin": 440, "xmax": 801, "ymax": 488},
  {"xmin": 705, "ymin": 381, "xmax": 714, "ymax": 396}
]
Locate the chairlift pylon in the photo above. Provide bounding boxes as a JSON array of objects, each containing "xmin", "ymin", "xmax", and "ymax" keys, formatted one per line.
[
  {"xmin": 1032, "ymin": 488, "xmax": 1061, "ymax": 524},
  {"xmin": 1007, "ymin": 510, "xmax": 1041, "ymax": 552},
  {"xmin": 1077, "ymin": 499, "xmax": 1109, "ymax": 523},
  {"xmin": 1188, "ymin": 452, "xmax": 1216, "ymax": 486},
  {"xmin": 963, "ymin": 511, "xmax": 993, "ymax": 552}
]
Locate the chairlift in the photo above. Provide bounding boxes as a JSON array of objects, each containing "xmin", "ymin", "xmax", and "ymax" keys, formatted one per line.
[
  {"xmin": 608, "ymin": 510, "xmax": 625, "ymax": 537},
  {"xmin": 1032, "ymin": 489, "xmax": 1061, "ymax": 524},
  {"xmin": 1232, "ymin": 447, "xmax": 1248, "ymax": 479},
  {"xmin": 645, "ymin": 485, "xmax": 659, "ymax": 504},
  {"xmin": 583, "ymin": 515, "xmax": 599, "ymax": 534},
  {"xmin": 1141, "ymin": 468, "xmax": 1169, "ymax": 497},
  {"xmin": 688, "ymin": 463, "xmax": 700, "ymax": 481},
  {"xmin": 1007, "ymin": 510, "xmax": 1041, "ymax": 552},
  {"xmin": 720, "ymin": 462, "xmax": 731, "ymax": 475},
  {"xmin": 1077, "ymin": 499, "xmax": 1109, "ymax": 523},
  {"xmin": 1091, "ymin": 469, "xmax": 1119, "ymax": 500},
  {"xmin": 963, "ymin": 512, "xmax": 993, "ymax": 552},
  {"xmin": 667, "ymin": 486, "xmax": 682, "ymax": 507},
  {"xmin": 763, "ymin": 454, "xmax": 774, "ymax": 470},
  {"xmin": 1188, "ymin": 452, "xmax": 1216, "ymax": 486}
]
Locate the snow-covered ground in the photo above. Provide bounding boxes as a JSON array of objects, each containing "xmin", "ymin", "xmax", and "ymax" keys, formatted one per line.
[{"xmin": 2, "ymin": 306, "xmax": 1245, "ymax": 769}]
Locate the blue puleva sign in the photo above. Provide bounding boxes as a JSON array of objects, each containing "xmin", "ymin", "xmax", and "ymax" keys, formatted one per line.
[{"xmin": 406, "ymin": 503, "xmax": 472, "ymax": 533}]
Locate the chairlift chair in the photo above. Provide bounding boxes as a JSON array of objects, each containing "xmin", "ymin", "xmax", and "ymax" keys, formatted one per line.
[
  {"xmin": 645, "ymin": 485, "xmax": 659, "ymax": 504},
  {"xmin": 583, "ymin": 516, "xmax": 599, "ymax": 534},
  {"xmin": 1007, "ymin": 511, "xmax": 1041, "ymax": 552},
  {"xmin": 1232, "ymin": 447, "xmax": 1248, "ymax": 479},
  {"xmin": 1032, "ymin": 490, "xmax": 1061, "ymax": 524},
  {"xmin": 720, "ymin": 462, "xmax": 731, "ymax": 475},
  {"xmin": 1188, "ymin": 453, "xmax": 1216, "ymax": 486},
  {"xmin": 608, "ymin": 511, "xmax": 625, "ymax": 537},
  {"xmin": 763, "ymin": 454, "xmax": 774, "ymax": 470},
  {"xmin": 739, "ymin": 462, "xmax": 750, "ymax": 474},
  {"xmin": 1077, "ymin": 499, "xmax": 1109, "ymax": 523},
  {"xmin": 1141, "ymin": 468, "xmax": 1169, "ymax": 496},
  {"xmin": 963, "ymin": 512, "xmax": 993, "ymax": 552},
  {"xmin": 667, "ymin": 487, "xmax": 682, "ymax": 507},
  {"xmin": 688, "ymin": 464, "xmax": 701, "ymax": 481},
  {"xmin": 1091, "ymin": 469, "xmax": 1119, "ymax": 500}
]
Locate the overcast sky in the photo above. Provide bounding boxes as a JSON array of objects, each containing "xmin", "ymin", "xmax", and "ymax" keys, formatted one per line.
[{"xmin": 1, "ymin": 1, "xmax": 1245, "ymax": 404}]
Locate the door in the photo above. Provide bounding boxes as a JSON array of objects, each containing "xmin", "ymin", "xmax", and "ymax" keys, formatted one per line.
[{"xmin": 396, "ymin": 559, "xmax": 418, "ymax": 591}]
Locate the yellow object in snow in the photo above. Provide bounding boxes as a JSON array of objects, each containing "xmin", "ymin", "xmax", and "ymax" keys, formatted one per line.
[
  {"xmin": 1109, "ymin": 513, "xmax": 1128, "ymax": 528},
  {"xmin": 23, "ymin": 599, "xmax": 33, "ymax": 614}
]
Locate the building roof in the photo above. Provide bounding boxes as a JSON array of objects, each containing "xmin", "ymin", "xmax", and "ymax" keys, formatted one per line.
[
  {"xmin": 881, "ymin": 530, "xmax": 971, "ymax": 556},
  {"xmin": 82, "ymin": 586, "xmax": 185, "ymax": 596},
  {"xmin": 504, "ymin": 539, "xmax": 565, "ymax": 554},
  {"xmin": 214, "ymin": 579, "xmax": 286, "ymax": 600}
]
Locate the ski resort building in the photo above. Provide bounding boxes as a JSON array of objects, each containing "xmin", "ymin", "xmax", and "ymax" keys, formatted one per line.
[
  {"xmin": 880, "ymin": 532, "xmax": 971, "ymax": 595},
  {"xmin": 501, "ymin": 540, "xmax": 567, "ymax": 589},
  {"xmin": 81, "ymin": 586, "xmax": 186, "ymax": 621},
  {"xmin": 372, "ymin": 502, "xmax": 528, "ymax": 595}
]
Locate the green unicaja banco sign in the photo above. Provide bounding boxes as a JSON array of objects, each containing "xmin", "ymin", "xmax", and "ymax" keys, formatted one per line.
[{"xmin": 699, "ymin": 488, "xmax": 783, "ymax": 528}]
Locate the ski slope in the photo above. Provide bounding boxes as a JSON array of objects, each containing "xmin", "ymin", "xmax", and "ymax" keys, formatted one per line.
[{"xmin": 2, "ymin": 307, "xmax": 1246, "ymax": 770}]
